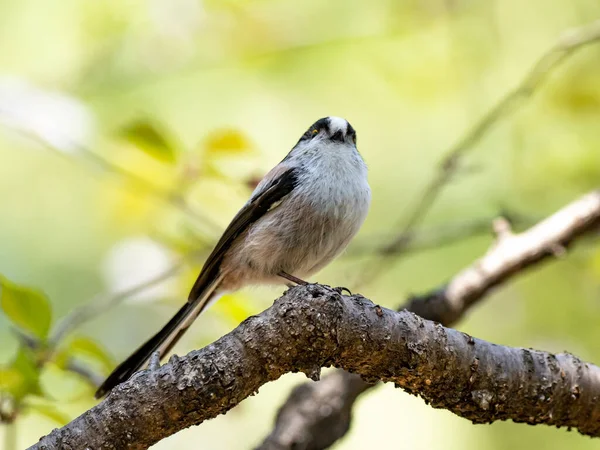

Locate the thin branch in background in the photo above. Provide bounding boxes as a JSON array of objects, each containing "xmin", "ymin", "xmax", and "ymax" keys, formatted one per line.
[
  {"xmin": 346, "ymin": 211, "xmax": 535, "ymax": 257},
  {"xmin": 49, "ymin": 256, "xmax": 192, "ymax": 346},
  {"xmin": 404, "ymin": 189, "xmax": 600, "ymax": 323},
  {"xmin": 2, "ymin": 258, "xmax": 193, "ymax": 388},
  {"xmin": 0, "ymin": 125, "xmax": 222, "ymax": 236},
  {"xmin": 0, "ymin": 122, "xmax": 224, "ymax": 382},
  {"xmin": 259, "ymin": 189, "xmax": 600, "ymax": 450},
  {"xmin": 9, "ymin": 326, "xmax": 107, "ymax": 389},
  {"xmin": 356, "ymin": 19, "xmax": 600, "ymax": 286},
  {"xmin": 65, "ymin": 359, "xmax": 105, "ymax": 389},
  {"xmin": 78, "ymin": 147, "xmax": 221, "ymax": 235}
]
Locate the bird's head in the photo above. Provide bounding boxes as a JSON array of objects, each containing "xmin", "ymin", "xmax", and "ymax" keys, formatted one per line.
[{"xmin": 297, "ymin": 116, "xmax": 357, "ymax": 147}]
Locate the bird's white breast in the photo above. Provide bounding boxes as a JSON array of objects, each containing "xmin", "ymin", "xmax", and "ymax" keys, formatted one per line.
[
  {"xmin": 223, "ymin": 140, "xmax": 370, "ymax": 289},
  {"xmin": 248, "ymin": 144, "xmax": 370, "ymax": 278}
]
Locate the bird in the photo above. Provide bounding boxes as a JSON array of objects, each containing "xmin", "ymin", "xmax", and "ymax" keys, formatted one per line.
[{"xmin": 95, "ymin": 116, "xmax": 371, "ymax": 398}]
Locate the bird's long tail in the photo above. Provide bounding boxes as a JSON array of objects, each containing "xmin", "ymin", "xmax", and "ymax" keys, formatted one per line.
[{"xmin": 94, "ymin": 276, "xmax": 223, "ymax": 398}]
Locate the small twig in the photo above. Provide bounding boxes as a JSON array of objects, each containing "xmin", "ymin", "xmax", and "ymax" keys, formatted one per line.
[
  {"xmin": 357, "ymin": 19, "xmax": 600, "ymax": 286},
  {"xmin": 3, "ymin": 261, "xmax": 190, "ymax": 392},
  {"xmin": 347, "ymin": 212, "xmax": 533, "ymax": 257},
  {"xmin": 65, "ymin": 359, "xmax": 105, "ymax": 388},
  {"xmin": 79, "ymin": 148, "xmax": 220, "ymax": 235},
  {"xmin": 50, "ymin": 258, "xmax": 190, "ymax": 347},
  {"xmin": 492, "ymin": 217, "xmax": 514, "ymax": 241},
  {"xmin": 10, "ymin": 328, "xmax": 40, "ymax": 352},
  {"xmin": 407, "ymin": 190, "xmax": 600, "ymax": 324},
  {"xmin": 0, "ymin": 125, "xmax": 222, "ymax": 236},
  {"xmin": 6, "ymin": 261, "xmax": 191, "ymax": 396}
]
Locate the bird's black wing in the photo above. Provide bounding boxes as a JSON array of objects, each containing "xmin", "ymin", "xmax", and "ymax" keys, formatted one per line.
[
  {"xmin": 94, "ymin": 166, "xmax": 299, "ymax": 399},
  {"xmin": 188, "ymin": 166, "xmax": 299, "ymax": 301}
]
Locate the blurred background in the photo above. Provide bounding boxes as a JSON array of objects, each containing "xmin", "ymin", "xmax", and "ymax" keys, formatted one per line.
[{"xmin": 1, "ymin": 0, "xmax": 600, "ymax": 448}]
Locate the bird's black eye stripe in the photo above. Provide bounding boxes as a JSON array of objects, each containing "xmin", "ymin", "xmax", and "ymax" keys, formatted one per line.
[
  {"xmin": 330, "ymin": 130, "xmax": 343, "ymax": 142},
  {"xmin": 298, "ymin": 117, "xmax": 330, "ymax": 143},
  {"xmin": 299, "ymin": 130, "xmax": 313, "ymax": 141},
  {"xmin": 347, "ymin": 123, "xmax": 356, "ymax": 137}
]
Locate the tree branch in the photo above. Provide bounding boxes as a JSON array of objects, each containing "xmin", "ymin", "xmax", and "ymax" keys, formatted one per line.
[
  {"xmin": 50, "ymin": 258, "xmax": 189, "ymax": 346},
  {"xmin": 405, "ymin": 190, "xmax": 600, "ymax": 324},
  {"xmin": 357, "ymin": 19, "xmax": 600, "ymax": 286},
  {"xmin": 259, "ymin": 190, "xmax": 600, "ymax": 450},
  {"xmin": 0, "ymin": 124, "xmax": 222, "ymax": 236},
  {"xmin": 31, "ymin": 284, "xmax": 600, "ymax": 450},
  {"xmin": 346, "ymin": 211, "xmax": 534, "ymax": 257}
]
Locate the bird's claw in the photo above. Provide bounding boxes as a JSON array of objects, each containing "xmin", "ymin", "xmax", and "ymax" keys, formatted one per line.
[{"xmin": 333, "ymin": 286, "xmax": 352, "ymax": 295}]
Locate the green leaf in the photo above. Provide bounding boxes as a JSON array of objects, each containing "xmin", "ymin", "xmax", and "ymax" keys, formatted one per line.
[
  {"xmin": 27, "ymin": 403, "xmax": 70, "ymax": 425},
  {"xmin": 0, "ymin": 367, "xmax": 24, "ymax": 392},
  {"xmin": 5, "ymin": 347, "xmax": 43, "ymax": 400},
  {"xmin": 51, "ymin": 347, "xmax": 70, "ymax": 370},
  {"xmin": 120, "ymin": 120, "xmax": 177, "ymax": 164},
  {"xmin": 203, "ymin": 129, "xmax": 254, "ymax": 156},
  {"xmin": 68, "ymin": 336, "xmax": 114, "ymax": 372},
  {"xmin": 0, "ymin": 277, "xmax": 52, "ymax": 340}
]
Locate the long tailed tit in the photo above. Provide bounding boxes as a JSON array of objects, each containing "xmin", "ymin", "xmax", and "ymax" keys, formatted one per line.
[{"xmin": 95, "ymin": 116, "xmax": 371, "ymax": 398}]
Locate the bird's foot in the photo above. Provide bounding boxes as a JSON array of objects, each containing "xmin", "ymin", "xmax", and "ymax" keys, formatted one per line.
[
  {"xmin": 333, "ymin": 286, "xmax": 352, "ymax": 295},
  {"xmin": 278, "ymin": 271, "xmax": 309, "ymax": 286}
]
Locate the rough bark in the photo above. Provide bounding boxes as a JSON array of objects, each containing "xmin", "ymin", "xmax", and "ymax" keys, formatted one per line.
[
  {"xmin": 32, "ymin": 284, "xmax": 600, "ymax": 450},
  {"xmin": 259, "ymin": 190, "xmax": 600, "ymax": 450}
]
